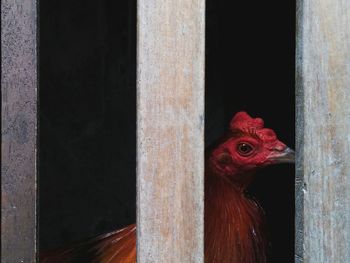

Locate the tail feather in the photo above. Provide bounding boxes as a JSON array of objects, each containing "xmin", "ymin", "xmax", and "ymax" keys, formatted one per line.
[{"xmin": 40, "ymin": 224, "xmax": 136, "ymax": 263}]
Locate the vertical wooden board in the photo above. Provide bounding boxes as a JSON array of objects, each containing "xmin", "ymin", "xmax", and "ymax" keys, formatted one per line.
[
  {"xmin": 295, "ymin": 2, "xmax": 305, "ymax": 262},
  {"xmin": 297, "ymin": 0, "xmax": 350, "ymax": 262},
  {"xmin": 1, "ymin": 0, "xmax": 37, "ymax": 262},
  {"xmin": 137, "ymin": 0, "xmax": 205, "ymax": 262}
]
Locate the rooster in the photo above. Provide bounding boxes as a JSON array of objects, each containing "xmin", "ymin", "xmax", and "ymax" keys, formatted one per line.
[{"xmin": 41, "ymin": 111, "xmax": 294, "ymax": 263}]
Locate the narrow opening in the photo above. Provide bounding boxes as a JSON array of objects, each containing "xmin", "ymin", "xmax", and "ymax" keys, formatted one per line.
[
  {"xmin": 206, "ymin": 1, "xmax": 295, "ymax": 262},
  {"xmin": 39, "ymin": 0, "xmax": 136, "ymax": 251}
]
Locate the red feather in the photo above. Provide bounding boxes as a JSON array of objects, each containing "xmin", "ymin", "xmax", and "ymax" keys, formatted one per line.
[{"xmin": 40, "ymin": 225, "xmax": 136, "ymax": 263}]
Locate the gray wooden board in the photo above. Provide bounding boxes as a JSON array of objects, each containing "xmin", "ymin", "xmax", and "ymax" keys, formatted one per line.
[
  {"xmin": 1, "ymin": 0, "xmax": 38, "ymax": 262},
  {"xmin": 296, "ymin": 1, "xmax": 304, "ymax": 262},
  {"xmin": 137, "ymin": 0, "xmax": 205, "ymax": 262},
  {"xmin": 296, "ymin": 0, "xmax": 350, "ymax": 262}
]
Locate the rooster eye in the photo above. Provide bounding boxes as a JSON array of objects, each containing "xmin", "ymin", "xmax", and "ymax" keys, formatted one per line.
[{"xmin": 237, "ymin": 143, "xmax": 254, "ymax": 156}]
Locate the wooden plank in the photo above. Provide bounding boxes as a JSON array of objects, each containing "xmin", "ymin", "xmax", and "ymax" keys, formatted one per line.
[
  {"xmin": 296, "ymin": 0, "xmax": 350, "ymax": 262},
  {"xmin": 295, "ymin": 2, "xmax": 305, "ymax": 262},
  {"xmin": 1, "ymin": 0, "xmax": 38, "ymax": 262},
  {"xmin": 137, "ymin": 0, "xmax": 205, "ymax": 262}
]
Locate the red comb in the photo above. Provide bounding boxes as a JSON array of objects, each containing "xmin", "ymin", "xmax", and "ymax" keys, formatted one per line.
[
  {"xmin": 230, "ymin": 112, "xmax": 264, "ymax": 131},
  {"xmin": 230, "ymin": 111, "xmax": 277, "ymax": 142}
]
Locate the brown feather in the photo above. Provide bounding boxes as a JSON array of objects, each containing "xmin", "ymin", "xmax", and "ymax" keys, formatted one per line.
[{"xmin": 205, "ymin": 173, "xmax": 267, "ymax": 263}]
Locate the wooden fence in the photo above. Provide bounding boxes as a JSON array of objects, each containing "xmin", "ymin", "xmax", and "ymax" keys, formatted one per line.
[{"xmin": 2, "ymin": 0, "xmax": 350, "ymax": 262}]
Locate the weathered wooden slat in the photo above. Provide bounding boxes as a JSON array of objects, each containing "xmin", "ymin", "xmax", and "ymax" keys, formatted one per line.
[
  {"xmin": 1, "ymin": 0, "xmax": 38, "ymax": 262},
  {"xmin": 137, "ymin": 0, "xmax": 205, "ymax": 262},
  {"xmin": 296, "ymin": 0, "xmax": 350, "ymax": 262},
  {"xmin": 295, "ymin": 2, "xmax": 305, "ymax": 262}
]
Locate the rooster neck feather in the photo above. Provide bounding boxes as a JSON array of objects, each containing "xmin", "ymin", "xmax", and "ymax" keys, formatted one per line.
[{"xmin": 205, "ymin": 170, "xmax": 267, "ymax": 263}]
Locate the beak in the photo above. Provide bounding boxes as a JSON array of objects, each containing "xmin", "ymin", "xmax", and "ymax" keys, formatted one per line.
[{"xmin": 269, "ymin": 147, "xmax": 295, "ymax": 164}]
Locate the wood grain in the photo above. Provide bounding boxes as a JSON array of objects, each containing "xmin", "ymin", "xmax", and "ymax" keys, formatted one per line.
[
  {"xmin": 137, "ymin": 0, "xmax": 205, "ymax": 262},
  {"xmin": 1, "ymin": 0, "xmax": 38, "ymax": 262},
  {"xmin": 296, "ymin": 0, "xmax": 350, "ymax": 262}
]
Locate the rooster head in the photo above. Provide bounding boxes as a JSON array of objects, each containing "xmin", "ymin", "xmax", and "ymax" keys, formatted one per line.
[{"xmin": 209, "ymin": 111, "xmax": 294, "ymax": 183}]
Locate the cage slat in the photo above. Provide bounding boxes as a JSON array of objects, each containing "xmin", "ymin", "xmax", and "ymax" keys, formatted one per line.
[
  {"xmin": 1, "ymin": 0, "xmax": 38, "ymax": 262},
  {"xmin": 137, "ymin": 0, "xmax": 205, "ymax": 261},
  {"xmin": 296, "ymin": 0, "xmax": 350, "ymax": 261}
]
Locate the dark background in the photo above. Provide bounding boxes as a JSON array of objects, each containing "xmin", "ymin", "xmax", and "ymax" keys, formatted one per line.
[
  {"xmin": 39, "ymin": 0, "xmax": 136, "ymax": 250},
  {"xmin": 40, "ymin": 0, "xmax": 295, "ymax": 262}
]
